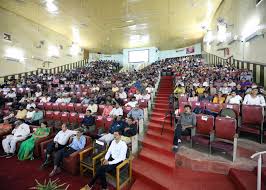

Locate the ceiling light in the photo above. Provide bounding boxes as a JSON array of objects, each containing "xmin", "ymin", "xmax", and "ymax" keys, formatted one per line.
[
  {"xmin": 46, "ymin": 1, "xmax": 58, "ymax": 14},
  {"xmin": 126, "ymin": 20, "xmax": 134, "ymax": 23},
  {"xmin": 48, "ymin": 45, "xmax": 59, "ymax": 57},
  {"xmin": 70, "ymin": 44, "xmax": 80, "ymax": 56}
]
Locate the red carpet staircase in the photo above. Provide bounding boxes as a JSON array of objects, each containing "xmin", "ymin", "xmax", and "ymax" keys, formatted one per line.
[{"xmin": 131, "ymin": 76, "xmax": 175, "ymax": 190}]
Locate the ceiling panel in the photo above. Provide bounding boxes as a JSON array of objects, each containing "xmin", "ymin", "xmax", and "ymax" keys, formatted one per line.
[{"xmin": 0, "ymin": 0, "xmax": 224, "ymax": 53}]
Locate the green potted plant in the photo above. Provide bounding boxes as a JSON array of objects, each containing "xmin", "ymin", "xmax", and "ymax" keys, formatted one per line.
[{"xmin": 30, "ymin": 178, "xmax": 69, "ymax": 190}]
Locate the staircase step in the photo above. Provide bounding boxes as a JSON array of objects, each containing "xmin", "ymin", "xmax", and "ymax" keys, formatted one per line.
[
  {"xmin": 150, "ymin": 116, "xmax": 172, "ymax": 124},
  {"xmin": 139, "ymin": 147, "xmax": 175, "ymax": 170},
  {"xmin": 133, "ymin": 159, "xmax": 172, "ymax": 190},
  {"xmin": 146, "ymin": 130, "xmax": 173, "ymax": 143},
  {"xmin": 130, "ymin": 179, "xmax": 159, "ymax": 190},
  {"xmin": 148, "ymin": 121, "xmax": 174, "ymax": 134},
  {"xmin": 142, "ymin": 136, "xmax": 173, "ymax": 156},
  {"xmin": 228, "ymin": 168, "xmax": 265, "ymax": 190},
  {"xmin": 153, "ymin": 107, "xmax": 170, "ymax": 112}
]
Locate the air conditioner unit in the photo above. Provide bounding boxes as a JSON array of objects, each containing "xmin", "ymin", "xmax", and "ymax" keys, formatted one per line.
[
  {"xmin": 4, "ymin": 56, "xmax": 20, "ymax": 62},
  {"xmin": 32, "ymin": 56, "xmax": 43, "ymax": 62},
  {"xmin": 245, "ymin": 30, "xmax": 264, "ymax": 42}
]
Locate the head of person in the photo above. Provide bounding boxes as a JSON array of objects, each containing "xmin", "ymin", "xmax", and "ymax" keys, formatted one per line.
[
  {"xmin": 236, "ymin": 84, "xmax": 241, "ymax": 89},
  {"xmin": 251, "ymin": 87, "xmax": 258, "ymax": 96},
  {"xmin": 231, "ymin": 91, "xmax": 236, "ymax": 97},
  {"xmin": 19, "ymin": 106, "xmax": 23, "ymax": 111},
  {"xmin": 106, "ymin": 101, "xmax": 110, "ymax": 106},
  {"xmin": 115, "ymin": 103, "xmax": 120, "ymax": 108},
  {"xmin": 223, "ymin": 83, "xmax": 228, "ymax": 87},
  {"xmin": 40, "ymin": 121, "xmax": 48, "ymax": 128},
  {"xmin": 86, "ymin": 110, "xmax": 92, "ymax": 116},
  {"xmin": 76, "ymin": 128, "xmax": 83, "ymax": 138},
  {"xmin": 191, "ymin": 90, "xmax": 196, "ymax": 97},
  {"xmin": 127, "ymin": 117, "xmax": 134, "ymax": 125},
  {"xmin": 3, "ymin": 119, "xmax": 9, "ymax": 124},
  {"xmin": 61, "ymin": 123, "xmax": 68, "ymax": 132},
  {"xmin": 35, "ymin": 107, "xmax": 40, "ymax": 112},
  {"xmin": 134, "ymin": 103, "xmax": 140, "ymax": 109},
  {"xmin": 113, "ymin": 130, "xmax": 122, "ymax": 141},
  {"xmin": 184, "ymin": 105, "xmax": 192, "ymax": 114}
]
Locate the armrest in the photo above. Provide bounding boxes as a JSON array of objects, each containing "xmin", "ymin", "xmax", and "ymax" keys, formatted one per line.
[
  {"xmin": 79, "ymin": 147, "xmax": 93, "ymax": 161},
  {"xmin": 190, "ymin": 126, "xmax": 196, "ymax": 137},
  {"xmin": 40, "ymin": 138, "xmax": 53, "ymax": 154},
  {"xmin": 234, "ymin": 133, "xmax": 239, "ymax": 138},
  {"xmin": 116, "ymin": 159, "xmax": 130, "ymax": 170},
  {"xmin": 210, "ymin": 130, "xmax": 215, "ymax": 142},
  {"xmin": 93, "ymin": 150, "xmax": 107, "ymax": 163}
]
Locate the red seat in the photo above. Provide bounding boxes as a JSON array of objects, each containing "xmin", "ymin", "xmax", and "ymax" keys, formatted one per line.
[
  {"xmin": 44, "ymin": 102, "xmax": 53, "ymax": 111},
  {"xmin": 78, "ymin": 113, "xmax": 85, "ymax": 124},
  {"xmin": 123, "ymin": 106, "xmax": 132, "ymax": 118},
  {"xmin": 60, "ymin": 112, "xmax": 69, "ymax": 123},
  {"xmin": 53, "ymin": 111, "xmax": 61, "ymax": 121},
  {"xmin": 190, "ymin": 101, "xmax": 206, "ymax": 111},
  {"xmin": 66, "ymin": 103, "xmax": 75, "ymax": 112},
  {"xmin": 95, "ymin": 115, "xmax": 104, "ymax": 128},
  {"xmin": 69, "ymin": 112, "xmax": 78, "ymax": 124},
  {"xmin": 239, "ymin": 105, "xmax": 264, "ymax": 143},
  {"xmin": 205, "ymin": 103, "xmax": 223, "ymax": 113},
  {"xmin": 59, "ymin": 103, "xmax": 67, "ymax": 112},
  {"xmin": 178, "ymin": 101, "xmax": 189, "ymax": 115},
  {"xmin": 98, "ymin": 105, "xmax": 105, "ymax": 115},
  {"xmin": 222, "ymin": 104, "xmax": 240, "ymax": 118},
  {"xmin": 178, "ymin": 94, "xmax": 188, "ymax": 105},
  {"xmin": 37, "ymin": 102, "xmax": 44, "ymax": 110},
  {"xmin": 52, "ymin": 103, "xmax": 59, "ymax": 111},
  {"xmin": 82, "ymin": 104, "xmax": 88, "ymax": 113},
  {"xmin": 105, "ymin": 117, "xmax": 113, "ymax": 132},
  {"xmin": 191, "ymin": 114, "xmax": 214, "ymax": 147},
  {"xmin": 75, "ymin": 103, "xmax": 83, "ymax": 113},
  {"xmin": 210, "ymin": 117, "xmax": 238, "ymax": 161},
  {"xmin": 45, "ymin": 111, "xmax": 54, "ymax": 121},
  {"xmin": 138, "ymin": 99, "xmax": 148, "ymax": 109}
]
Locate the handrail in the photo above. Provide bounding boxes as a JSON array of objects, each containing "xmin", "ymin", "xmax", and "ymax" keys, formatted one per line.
[{"xmin": 250, "ymin": 151, "xmax": 266, "ymax": 190}]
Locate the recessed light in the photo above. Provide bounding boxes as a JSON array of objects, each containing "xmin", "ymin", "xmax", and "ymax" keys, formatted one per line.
[{"xmin": 126, "ymin": 20, "xmax": 134, "ymax": 23}]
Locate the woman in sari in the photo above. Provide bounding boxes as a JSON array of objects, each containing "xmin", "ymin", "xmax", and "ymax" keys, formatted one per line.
[{"xmin": 18, "ymin": 121, "xmax": 50, "ymax": 160}]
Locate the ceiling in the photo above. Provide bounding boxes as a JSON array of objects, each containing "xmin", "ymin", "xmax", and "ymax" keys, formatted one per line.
[{"xmin": 0, "ymin": 0, "xmax": 223, "ymax": 54}]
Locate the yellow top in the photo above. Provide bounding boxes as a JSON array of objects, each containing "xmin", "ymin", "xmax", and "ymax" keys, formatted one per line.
[
  {"xmin": 174, "ymin": 87, "xmax": 185, "ymax": 94},
  {"xmin": 212, "ymin": 97, "xmax": 225, "ymax": 104},
  {"xmin": 196, "ymin": 87, "xmax": 205, "ymax": 94},
  {"xmin": 16, "ymin": 109, "xmax": 27, "ymax": 119}
]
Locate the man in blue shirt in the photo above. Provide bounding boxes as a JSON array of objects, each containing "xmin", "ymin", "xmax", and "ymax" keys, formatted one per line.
[
  {"xmin": 81, "ymin": 110, "xmax": 95, "ymax": 133},
  {"xmin": 49, "ymin": 128, "xmax": 86, "ymax": 177}
]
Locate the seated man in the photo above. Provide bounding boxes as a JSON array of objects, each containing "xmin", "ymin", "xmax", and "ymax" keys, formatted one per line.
[
  {"xmin": 81, "ymin": 110, "xmax": 95, "ymax": 133},
  {"xmin": 86, "ymin": 101, "xmax": 98, "ymax": 115},
  {"xmin": 243, "ymin": 87, "xmax": 266, "ymax": 106},
  {"xmin": 99, "ymin": 115, "xmax": 126, "ymax": 145},
  {"xmin": 41, "ymin": 123, "xmax": 77, "ymax": 168},
  {"xmin": 25, "ymin": 107, "xmax": 35, "ymax": 122},
  {"xmin": 127, "ymin": 103, "xmax": 144, "ymax": 121},
  {"xmin": 1, "ymin": 120, "xmax": 30, "ymax": 158},
  {"xmin": 121, "ymin": 117, "xmax": 137, "ymax": 144},
  {"xmin": 172, "ymin": 105, "xmax": 196, "ymax": 152},
  {"xmin": 49, "ymin": 128, "xmax": 86, "ymax": 177},
  {"xmin": 109, "ymin": 103, "xmax": 123, "ymax": 117},
  {"xmin": 125, "ymin": 97, "xmax": 138, "ymax": 108},
  {"xmin": 83, "ymin": 130, "xmax": 127, "ymax": 190},
  {"xmin": 26, "ymin": 107, "xmax": 43, "ymax": 126},
  {"xmin": 15, "ymin": 106, "xmax": 27, "ymax": 120}
]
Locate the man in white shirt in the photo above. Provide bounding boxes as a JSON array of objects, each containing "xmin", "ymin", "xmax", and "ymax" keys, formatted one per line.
[
  {"xmin": 25, "ymin": 107, "xmax": 35, "ymax": 121},
  {"xmin": 40, "ymin": 95, "xmax": 51, "ymax": 103},
  {"xmin": 118, "ymin": 88, "xmax": 127, "ymax": 99},
  {"xmin": 225, "ymin": 91, "xmax": 242, "ymax": 105},
  {"xmin": 109, "ymin": 103, "xmax": 123, "ymax": 117},
  {"xmin": 1, "ymin": 120, "xmax": 30, "ymax": 158},
  {"xmin": 125, "ymin": 97, "xmax": 138, "ymax": 108},
  {"xmin": 84, "ymin": 130, "xmax": 127, "ymax": 190},
  {"xmin": 5, "ymin": 90, "xmax": 16, "ymax": 101},
  {"xmin": 243, "ymin": 87, "xmax": 266, "ymax": 106},
  {"xmin": 41, "ymin": 123, "xmax": 77, "ymax": 168},
  {"xmin": 26, "ymin": 100, "xmax": 36, "ymax": 110},
  {"xmin": 145, "ymin": 85, "xmax": 154, "ymax": 94}
]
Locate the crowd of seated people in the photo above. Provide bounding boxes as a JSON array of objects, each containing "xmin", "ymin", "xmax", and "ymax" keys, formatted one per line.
[
  {"xmin": 0, "ymin": 59, "xmax": 165, "ymax": 179},
  {"xmin": 169, "ymin": 57, "xmax": 266, "ymax": 151}
]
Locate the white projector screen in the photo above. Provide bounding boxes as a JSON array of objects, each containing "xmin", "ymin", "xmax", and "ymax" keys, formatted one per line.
[{"xmin": 128, "ymin": 49, "xmax": 149, "ymax": 63}]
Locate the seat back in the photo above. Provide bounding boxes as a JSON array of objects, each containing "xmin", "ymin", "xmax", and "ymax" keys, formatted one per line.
[
  {"xmin": 78, "ymin": 113, "xmax": 85, "ymax": 124},
  {"xmin": 242, "ymin": 105, "xmax": 264, "ymax": 125},
  {"xmin": 196, "ymin": 114, "xmax": 214, "ymax": 135},
  {"xmin": 93, "ymin": 140, "xmax": 107, "ymax": 155},
  {"xmin": 82, "ymin": 104, "xmax": 89, "ymax": 113},
  {"xmin": 69, "ymin": 112, "xmax": 78, "ymax": 123},
  {"xmin": 60, "ymin": 112, "xmax": 69, "ymax": 123},
  {"xmin": 45, "ymin": 111, "xmax": 54, "ymax": 120},
  {"xmin": 215, "ymin": 117, "xmax": 237, "ymax": 141},
  {"xmin": 95, "ymin": 115, "xmax": 104, "ymax": 128},
  {"xmin": 138, "ymin": 99, "xmax": 148, "ymax": 109},
  {"xmin": 206, "ymin": 103, "xmax": 222, "ymax": 113},
  {"xmin": 75, "ymin": 103, "xmax": 83, "ymax": 113},
  {"xmin": 52, "ymin": 103, "xmax": 59, "ymax": 111},
  {"xmin": 44, "ymin": 102, "xmax": 53, "ymax": 110},
  {"xmin": 98, "ymin": 105, "xmax": 105, "ymax": 115},
  {"xmin": 219, "ymin": 108, "xmax": 237, "ymax": 119},
  {"xmin": 59, "ymin": 103, "xmax": 67, "ymax": 112},
  {"xmin": 222, "ymin": 104, "xmax": 240, "ymax": 117},
  {"xmin": 178, "ymin": 101, "xmax": 189, "ymax": 114},
  {"xmin": 190, "ymin": 101, "xmax": 205, "ymax": 111},
  {"xmin": 53, "ymin": 111, "xmax": 61, "ymax": 121},
  {"xmin": 105, "ymin": 117, "xmax": 113, "ymax": 131},
  {"xmin": 66, "ymin": 103, "xmax": 75, "ymax": 112}
]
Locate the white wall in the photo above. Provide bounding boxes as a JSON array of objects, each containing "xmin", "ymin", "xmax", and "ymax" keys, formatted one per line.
[
  {"xmin": 159, "ymin": 43, "xmax": 202, "ymax": 60},
  {"xmin": 88, "ymin": 53, "xmax": 123, "ymax": 64},
  {"xmin": 0, "ymin": 8, "xmax": 83, "ymax": 77},
  {"xmin": 203, "ymin": 0, "xmax": 266, "ymax": 64}
]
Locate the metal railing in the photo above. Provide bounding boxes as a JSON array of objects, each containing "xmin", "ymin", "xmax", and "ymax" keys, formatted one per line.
[{"xmin": 251, "ymin": 151, "xmax": 266, "ymax": 190}]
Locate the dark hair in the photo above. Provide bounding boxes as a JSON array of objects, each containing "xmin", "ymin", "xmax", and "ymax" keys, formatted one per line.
[
  {"xmin": 184, "ymin": 104, "xmax": 192, "ymax": 110},
  {"xmin": 87, "ymin": 110, "xmax": 92, "ymax": 113},
  {"xmin": 127, "ymin": 116, "xmax": 134, "ymax": 121},
  {"xmin": 113, "ymin": 130, "xmax": 122, "ymax": 135},
  {"xmin": 42, "ymin": 121, "xmax": 48, "ymax": 126}
]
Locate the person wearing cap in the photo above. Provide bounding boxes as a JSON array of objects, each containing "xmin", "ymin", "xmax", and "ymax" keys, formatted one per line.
[
  {"xmin": 243, "ymin": 87, "xmax": 266, "ymax": 106},
  {"xmin": 1, "ymin": 120, "xmax": 30, "ymax": 158},
  {"xmin": 225, "ymin": 91, "xmax": 243, "ymax": 105},
  {"xmin": 49, "ymin": 128, "xmax": 86, "ymax": 177},
  {"xmin": 18, "ymin": 121, "xmax": 50, "ymax": 160}
]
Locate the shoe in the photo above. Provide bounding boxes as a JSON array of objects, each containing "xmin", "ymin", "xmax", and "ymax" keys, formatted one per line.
[
  {"xmin": 80, "ymin": 184, "xmax": 92, "ymax": 190},
  {"xmin": 6, "ymin": 153, "xmax": 15, "ymax": 158},
  {"xmin": 172, "ymin": 145, "xmax": 179, "ymax": 153},
  {"xmin": 49, "ymin": 167, "xmax": 61, "ymax": 177},
  {"xmin": 40, "ymin": 160, "xmax": 51, "ymax": 170},
  {"xmin": 0, "ymin": 153, "xmax": 8, "ymax": 158}
]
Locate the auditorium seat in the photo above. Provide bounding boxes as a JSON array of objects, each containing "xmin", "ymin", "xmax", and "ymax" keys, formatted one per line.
[
  {"xmin": 239, "ymin": 105, "xmax": 265, "ymax": 143},
  {"xmin": 191, "ymin": 114, "xmax": 214, "ymax": 150},
  {"xmin": 74, "ymin": 103, "xmax": 83, "ymax": 113},
  {"xmin": 52, "ymin": 103, "xmax": 59, "ymax": 111},
  {"xmin": 205, "ymin": 102, "xmax": 223, "ymax": 113},
  {"xmin": 210, "ymin": 117, "xmax": 238, "ymax": 162},
  {"xmin": 66, "ymin": 103, "xmax": 75, "ymax": 112}
]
